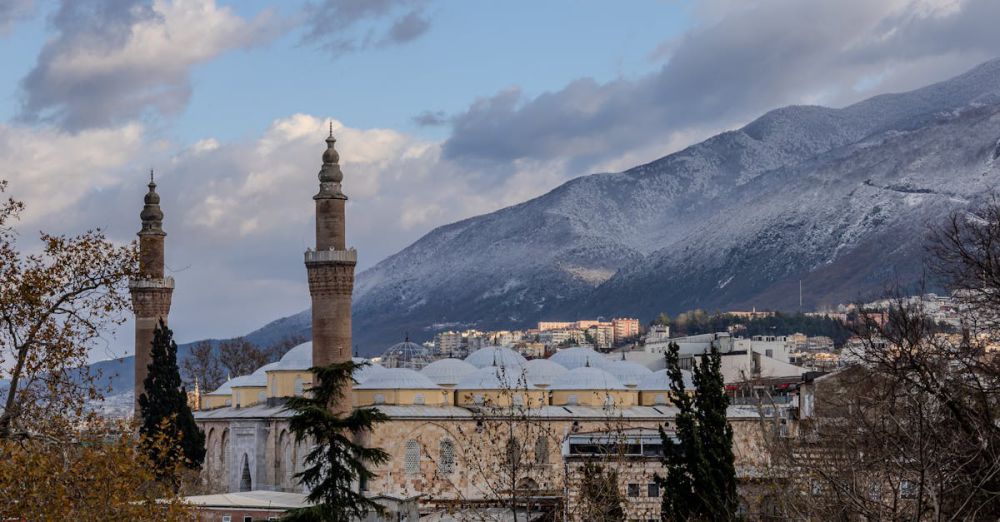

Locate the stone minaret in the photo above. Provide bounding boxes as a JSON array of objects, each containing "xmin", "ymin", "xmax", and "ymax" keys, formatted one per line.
[
  {"xmin": 305, "ymin": 127, "xmax": 357, "ymax": 409},
  {"xmin": 131, "ymin": 172, "xmax": 174, "ymax": 413}
]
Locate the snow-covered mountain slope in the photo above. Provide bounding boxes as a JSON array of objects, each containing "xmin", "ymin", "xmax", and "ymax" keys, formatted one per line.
[{"xmin": 346, "ymin": 58, "xmax": 1000, "ymax": 352}]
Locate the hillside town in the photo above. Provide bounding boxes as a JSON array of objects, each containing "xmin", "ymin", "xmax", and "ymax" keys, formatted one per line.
[{"xmin": 3, "ymin": 3, "xmax": 1000, "ymax": 521}]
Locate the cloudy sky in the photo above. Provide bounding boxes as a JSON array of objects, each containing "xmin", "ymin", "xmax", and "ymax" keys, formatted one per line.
[{"xmin": 1, "ymin": 0, "xmax": 999, "ymax": 359}]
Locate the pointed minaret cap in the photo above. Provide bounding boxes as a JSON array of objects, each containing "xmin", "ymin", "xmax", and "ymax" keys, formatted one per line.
[
  {"xmin": 139, "ymin": 169, "xmax": 164, "ymax": 235},
  {"xmin": 316, "ymin": 122, "xmax": 345, "ymax": 198}
]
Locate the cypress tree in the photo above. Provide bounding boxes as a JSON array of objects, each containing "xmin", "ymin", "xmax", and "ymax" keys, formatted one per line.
[
  {"xmin": 138, "ymin": 320, "xmax": 206, "ymax": 480},
  {"xmin": 657, "ymin": 342, "xmax": 739, "ymax": 520},
  {"xmin": 283, "ymin": 361, "xmax": 390, "ymax": 521}
]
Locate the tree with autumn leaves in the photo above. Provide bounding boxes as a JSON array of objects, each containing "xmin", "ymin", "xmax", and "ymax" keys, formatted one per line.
[{"xmin": 0, "ymin": 180, "xmax": 193, "ymax": 519}]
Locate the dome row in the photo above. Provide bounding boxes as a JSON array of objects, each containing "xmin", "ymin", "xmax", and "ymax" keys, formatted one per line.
[{"xmin": 201, "ymin": 342, "xmax": 694, "ymax": 411}]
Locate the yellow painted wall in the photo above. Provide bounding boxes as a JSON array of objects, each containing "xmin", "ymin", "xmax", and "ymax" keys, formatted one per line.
[
  {"xmin": 267, "ymin": 370, "xmax": 313, "ymax": 398},
  {"xmin": 233, "ymin": 386, "xmax": 266, "ymax": 408},
  {"xmin": 453, "ymin": 389, "xmax": 548, "ymax": 408},
  {"xmin": 354, "ymin": 388, "xmax": 453, "ymax": 407},
  {"xmin": 200, "ymin": 394, "xmax": 231, "ymax": 410},
  {"xmin": 550, "ymin": 389, "xmax": 637, "ymax": 407}
]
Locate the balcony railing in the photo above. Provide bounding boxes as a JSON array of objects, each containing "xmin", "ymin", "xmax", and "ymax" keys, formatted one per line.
[
  {"xmin": 304, "ymin": 248, "xmax": 357, "ymax": 264},
  {"xmin": 128, "ymin": 276, "xmax": 175, "ymax": 289}
]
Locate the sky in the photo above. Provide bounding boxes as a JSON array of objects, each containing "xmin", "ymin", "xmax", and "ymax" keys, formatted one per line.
[{"xmin": 2, "ymin": 0, "xmax": 1000, "ymax": 361}]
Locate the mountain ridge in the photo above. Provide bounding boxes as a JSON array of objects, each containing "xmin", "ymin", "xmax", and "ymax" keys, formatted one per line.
[{"xmin": 348, "ymin": 57, "xmax": 1000, "ymax": 352}]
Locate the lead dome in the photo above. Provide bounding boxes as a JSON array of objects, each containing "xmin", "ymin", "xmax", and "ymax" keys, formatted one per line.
[
  {"xmin": 420, "ymin": 358, "xmax": 478, "ymax": 386},
  {"xmin": 355, "ymin": 368, "xmax": 441, "ymax": 390},
  {"xmin": 549, "ymin": 366, "xmax": 625, "ymax": 391},
  {"xmin": 638, "ymin": 369, "xmax": 696, "ymax": 391},
  {"xmin": 463, "ymin": 345, "xmax": 527, "ymax": 368},
  {"xmin": 549, "ymin": 347, "xmax": 613, "ymax": 371},
  {"xmin": 607, "ymin": 360, "xmax": 654, "ymax": 388},
  {"xmin": 381, "ymin": 339, "xmax": 433, "ymax": 370}
]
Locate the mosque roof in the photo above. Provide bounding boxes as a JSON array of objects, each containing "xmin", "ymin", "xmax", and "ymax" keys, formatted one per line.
[
  {"xmin": 523, "ymin": 358, "xmax": 568, "ymax": 386},
  {"xmin": 353, "ymin": 362, "xmax": 387, "ymax": 384},
  {"xmin": 549, "ymin": 347, "xmax": 614, "ymax": 371},
  {"xmin": 233, "ymin": 362, "xmax": 280, "ymax": 387},
  {"xmin": 420, "ymin": 358, "xmax": 478, "ymax": 386},
  {"xmin": 455, "ymin": 365, "xmax": 535, "ymax": 390},
  {"xmin": 606, "ymin": 360, "xmax": 654, "ymax": 387},
  {"xmin": 355, "ymin": 368, "xmax": 441, "ymax": 390},
  {"xmin": 548, "ymin": 367, "xmax": 625, "ymax": 391},
  {"xmin": 463, "ymin": 346, "xmax": 527, "ymax": 368},
  {"xmin": 638, "ymin": 369, "xmax": 696, "ymax": 391},
  {"xmin": 270, "ymin": 341, "xmax": 313, "ymax": 371},
  {"xmin": 208, "ymin": 375, "xmax": 249, "ymax": 395}
]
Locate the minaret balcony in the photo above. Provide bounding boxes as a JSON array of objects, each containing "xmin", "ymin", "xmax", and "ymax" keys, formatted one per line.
[
  {"xmin": 304, "ymin": 248, "xmax": 357, "ymax": 264},
  {"xmin": 129, "ymin": 276, "xmax": 176, "ymax": 290}
]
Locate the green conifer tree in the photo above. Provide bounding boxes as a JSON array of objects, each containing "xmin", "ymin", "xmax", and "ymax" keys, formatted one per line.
[
  {"xmin": 138, "ymin": 320, "xmax": 206, "ymax": 480},
  {"xmin": 657, "ymin": 342, "xmax": 739, "ymax": 520},
  {"xmin": 283, "ymin": 361, "xmax": 390, "ymax": 521}
]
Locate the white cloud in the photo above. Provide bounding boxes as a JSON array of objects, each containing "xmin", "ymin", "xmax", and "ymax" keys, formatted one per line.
[
  {"xmin": 20, "ymin": 0, "xmax": 282, "ymax": 130},
  {"xmin": 0, "ymin": 122, "xmax": 144, "ymax": 222}
]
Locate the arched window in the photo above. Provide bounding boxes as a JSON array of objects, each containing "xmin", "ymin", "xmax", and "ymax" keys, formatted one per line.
[
  {"xmin": 220, "ymin": 429, "xmax": 229, "ymax": 470},
  {"xmin": 404, "ymin": 440, "xmax": 420, "ymax": 474},
  {"xmin": 293, "ymin": 377, "xmax": 304, "ymax": 396},
  {"xmin": 239, "ymin": 454, "xmax": 252, "ymax": 492},
  {"xmin": 277, "ymin": 430, "xmax": 291, "ymax": 490},
  {"xmin": 534, "ymin": 435, "xmax": 548, "ymax": 465},
  {"xmin": 413, "ymin": 393, "xmax": 425, "ymax": 405},
  {"xmin": 438, "ymin": 439, "xmax": 455, "ymax": 474},
  {"xmin": 505, "ymin": 437, "xmax": 520, "ymax": 470}
]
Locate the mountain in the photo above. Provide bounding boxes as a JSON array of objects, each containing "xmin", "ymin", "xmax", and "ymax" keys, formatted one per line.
[
  {"xmin": 77, "ymin": 311, "xmax": 312, "ymax": 396},
  {"xmin": 348, "ymin": 58, "xmax": 1000, "ymax": 352}
]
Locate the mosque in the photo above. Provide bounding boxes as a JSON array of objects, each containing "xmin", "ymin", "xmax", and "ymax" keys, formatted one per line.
[{"xmin": 130, "ymin": 130, "xmax": 787, "ymax": 519}]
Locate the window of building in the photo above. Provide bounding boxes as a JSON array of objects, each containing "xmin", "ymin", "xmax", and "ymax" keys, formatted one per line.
[
  {"xmin": 603, "ymin": 394, "xmax": 615, "ymax": 408},
  {"xmin": 293, "ymin": 377, "xmax": 304, "ymax": 396},
  {"xmin": 654, "ymin": 394, "xmax": 666, "ymax": 405},
  {"xmin": 404, "ymin": 440, "xmax": 420, "ymax": 474},
  {"xmin": 647, "ymin": 482, "xmax": 659, "ymax": 497},
  {"xmin": 413, "ymin": 393, "xmax": 425, "ymax": 405},
  {"xmin": 374, "ymin": 393, "xmax": 385, "ymax": 404},
  {"xmin": 222, "ymin": 517, "xmax": 231, "ymax": 522},
  {"xmin": 438, "ymin": 440, "xmax": 455, "ymax": 474},
  {"xmin": 257, "ymin": 391, "xmax": 266, "ymax": 403},
  {"xmin": 473, "ymin": 394, "xmax": 484, "ymax": 405},
  {"xmin": 243, "ymin": 517, "xmax": 252, "ymax": 522},
  {"xmin": 534, "ymin": 436, "xmax": 548, "ymax": 465},
  {"xmin": 566, "ymin": 394, "xmax": 578, "ymax": 405},
  {"xmin": 513, "ymin": 394, "xmax": 524, "ymax": 406},
  {"xmin": 627, "ymin": 483, "xmax": 640, "ymax": 497}
]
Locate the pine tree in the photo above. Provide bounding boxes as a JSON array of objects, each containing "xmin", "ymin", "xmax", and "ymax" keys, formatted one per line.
[
  {"xmin": 657, "ymin": 342, "xmax": 738, "ymax": 521},
  {"xmin": 283, "ymin": 361, "xmax": 390, "ymax": 521},
  {"xmin": 138, "ymin": 320, "xmax": 206, "ymax": 481}
]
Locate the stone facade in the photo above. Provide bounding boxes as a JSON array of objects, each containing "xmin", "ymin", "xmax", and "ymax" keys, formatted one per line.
[{"xmin": 196, "ymin": 405, "xmax": 775, "ymax": 519}]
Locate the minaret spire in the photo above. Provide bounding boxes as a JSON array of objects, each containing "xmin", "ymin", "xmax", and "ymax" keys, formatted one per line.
[
  {"xmin": 131, "ymin": 170, "xmax": 174, "ymax": 414},
  {"xmin": 305, "ymin": 127, "xmax": 357, "ymax": 413}
]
